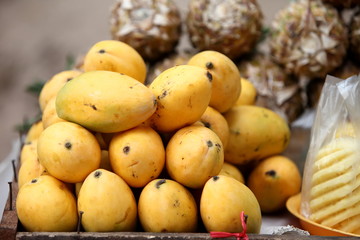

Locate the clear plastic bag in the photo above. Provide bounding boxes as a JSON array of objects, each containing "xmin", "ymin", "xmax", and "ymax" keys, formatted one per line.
[{"xmin": 300, "ymin": 74, "xmax": 360, "ymax": 234}]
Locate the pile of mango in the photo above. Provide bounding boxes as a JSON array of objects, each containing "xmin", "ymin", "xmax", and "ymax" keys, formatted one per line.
[{"xmin": 17, "ymin": 40, "xmax": 301, "ymax": 233}]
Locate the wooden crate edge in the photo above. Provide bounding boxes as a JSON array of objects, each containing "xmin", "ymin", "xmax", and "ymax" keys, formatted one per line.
[
  {"xmin": 14, "ymin": 231, "xmax": 360, "ymax": 240},
  {"xmin": 0, "ymin": 181, "xmax": 19, "ymax": 240}
]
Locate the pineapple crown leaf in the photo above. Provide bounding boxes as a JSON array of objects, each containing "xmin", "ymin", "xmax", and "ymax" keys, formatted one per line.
[{"xmin": 259, "ymin": 27, "xmax": 270, "ymax": 43}]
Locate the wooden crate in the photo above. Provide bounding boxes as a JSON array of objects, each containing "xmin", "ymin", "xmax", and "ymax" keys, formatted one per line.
[
  {"xmin": 1, "ymin": 191, "xmax": 359, "ymax": 240},
  {"xmin": 1, "ymin": 127, "xmax": 358, "ymax": 240}
]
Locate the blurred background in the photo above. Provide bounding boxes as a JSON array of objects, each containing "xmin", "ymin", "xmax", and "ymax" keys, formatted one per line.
[{"xmin": 0, "ymin": 0, "xmax": 289, "ymax": 162}]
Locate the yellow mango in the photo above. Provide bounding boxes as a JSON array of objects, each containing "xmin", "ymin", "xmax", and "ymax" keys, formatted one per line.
[
  {"xmin": 39, "ymin": 70, "xmax": 82, "ymax": 111},
  {"xmin": 56, "ymin": 70, "xmax": 156, "ymax": 133},
  {"xmin": 200, "ymin": 175, "xmax": 262, "ymax": 233},
  {"xmin": 166, "ymin": 125, "xmax": 224, "ymax": 189},
  {"xmin": 247, "ymin": 155, "xmax": 301, "ymax": 213},
  {"xmin": 188, "ymin": 50, "xmax": 241, "ymax": 113},
  {"xmin": 16, "ymin": 175, "xmax": 78, "ymax": 232},
  {"xmin": 25, "ymin": 121, "xmax": 43, "ymax": 142},
  {"xmin": 109, "ymin": 126, "xmax": 165, "ymax": 188},
  {"xmin": 235, "ymin": 78, "xmax": 257, "ymax": 106},
  {"xmin": 224, "ymin": 105, "xmax": 290, "ymax": 165},
  {"xmin": 77, "ymin": 169, "xmax": 137, "ymax": 232},
  {"xmin": 219, "ymin": 162, "xmax": 245, "ymax": 184},
  {"xmin": 42, "ymin": 96, "xmax": 67, "ymax": 129},
  {"xmin": 83, "ymin": 40, "xmax": 146, "ymax": 83},
  {"xmin": 18, "ymin": 152, "xmax": 45, "ymax": 189},
  {"xmin": 138, "ymin": 179, "xmax": 198, "ymax": 232},
  {"xmin": 149, "ymin": 65, "xmax": 212, "ymax": 132},
  {"xmin": 75, "ymin": 182, "xmax": 83, "ymax": 198},
  {"xmin": 37, "ymin": 122, "xmax": 101, "ymax": 183},
  {"xmin": 20, "ymin": 140, "xmax": 38, "ymax": 165},
  {"xmin": 199, "ymin": 106, "xmax": 229, "ymax": 149}
]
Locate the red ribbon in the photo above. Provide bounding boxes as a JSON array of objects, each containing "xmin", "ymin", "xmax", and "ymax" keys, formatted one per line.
[{"xmin": 210, "ymin": 211, "xmax": 248, "ymax": 240}]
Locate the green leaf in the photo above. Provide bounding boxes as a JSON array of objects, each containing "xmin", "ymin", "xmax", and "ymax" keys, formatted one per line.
[
  {"xmin": 26, "ymin": 80, "xmax": 45, "ymax": 97},
  {"xmin": 258, "ymin": 27, "xmax": 270, "ymax": 43},
  {"xmin": 15, "ymin": 113, "xmax": 42, "ymax": 134},
  {"xmin": 66, "ymin": 54, "xmax": 76, "ymax": 70}
]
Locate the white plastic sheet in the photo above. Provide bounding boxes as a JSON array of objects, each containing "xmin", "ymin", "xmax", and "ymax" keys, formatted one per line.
[{"xmin": 0, "ymin": 139, "xmax": 20, "ymax": 220}]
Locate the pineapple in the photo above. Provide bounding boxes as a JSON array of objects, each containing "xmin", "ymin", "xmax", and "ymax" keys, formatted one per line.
[
  {"xmin": 349, "ymin": 9, "xmax": 360, "ymax": 62},
  {"xmin": 321, "ymin": 0, "xmax": 360, "ymax": 8},
  {"xmin": 269, "ymin": 0, "xmax": 348, "ymax": 79},
  {"xmin": 307, "ymin": 137, "xmax": 360, "ymax": 235},
  {"xmin": 145, "ymin": 50, "xmax": 194, "ymax": 85},
  {"xmin": 237, "ymin": 52, "xmax": 305, "ymax": 124},
  {"xmin": 308, "ymin": 59, "xmax": 360, "ymax": 108},
  {"xmin": 109, "ymin": 0, "xmax": 182, "ymax": 62},
  {"xmin": 186, "ymin": 0, "xmax": 263, "ymax": 60}
]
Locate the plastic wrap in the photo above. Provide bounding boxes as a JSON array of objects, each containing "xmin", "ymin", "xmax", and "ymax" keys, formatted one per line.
[{"xmin": 300, "ymin": 74, "xmax": 360, "ymax": 234}]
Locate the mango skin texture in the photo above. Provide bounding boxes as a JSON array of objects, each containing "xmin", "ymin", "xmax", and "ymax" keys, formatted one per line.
[
  {"xmin": 25, "ymin": 121, "xmax": 44, "ymax": 142},
  {"xmin": 219, "ymin": 162, "xmax": 245, "ymax": 184},
  {"xmin": 166, "ymin": 125, "xmax": 224, "ymax": 189},
  {"xmin": 83, "ymin": 40, "xmax": 147, "ymax": 84},
  {"xmin": 16, "ymin": 175, "xmax": 78, "ymax": 232},
  {"xmin": 235, "ymin": 78, "xmax": 257, "ymax": 106},
  {"xmin": 20, "ymin": 140, "xmax": 38, "ymax": 165},
  {"xmin": 42, "ymin": 96, "xmax": 67, "ymax": 129},
  {"xmin": 18, "ymin": 150, "xmax": 45, "ymax": 189},
  {"xmin": 200, "ymin": 175, "xmax": 262, "ymax": 233},
  {"xmin": 149, "ymin": 65, "xmax": 212, "ymax": 132},
  {"xmin": 138, "ymin": 179, "xmax": 198, "ymax": 232},
  {"xmin": 56, "ymin": 70, "xmax": 157, "ymax": 133},
  {"xmin": 247, "ymin": 155, "xmax": 301, "ymax": 213},
  {"xmin": 109, "ymin": 126, "xmax": 165, "ymax": 188},
  {"xmin": 224, "ymin": 105, "xmax": 290, "ymax": 165},
  {"xmin": 39, "ymin": 70, "xmax": 82, "ymax": 112},
  {"xmin": 200, "ymin": 106, "xmax": 230, "ymax": 149},
  {"xmin": 37, "ymin": 122, "xmax": 101, "ymax": 183},
  {"xmin": 188, "ymin": 50, "xmax": 241, "ymax": 113},
  {"xmin": 77, "ymin": 169, "xmax": 137, "ymax": 232}
]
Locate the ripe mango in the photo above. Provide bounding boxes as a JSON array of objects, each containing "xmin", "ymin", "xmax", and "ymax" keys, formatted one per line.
[
  {"xmin": 200, "ymin": 175, "xmax": 262, "ymax": 233},
  {"xmin": 138, "ymin": 179, "xmax": 198, "ymax": 232},
  {"xmin": 83, "ymin": 40, "xmax": 146, "ymax": 84},
  {"xmin": 188, "ymin": 50, "xmax": 241, "ymax": 113},
  {"xmin": 235, "ymin": 78, "xmax": 257, "ymax": 106},
  {"xmin": 77, "ymin": 169, "xmax": 137, "ymax": 232},
  {"xmin": 20, "ymin": 140, "xmax": 38, "ymax": 165},
  {"xmin": 199, "ymin": 106, "xmax": 229, "ymax": 149},
  {"xmin": 42, "ymin": 96, "xmax": 67, "ymax": 129},
  {"xmin": 37, "ymin": 122, "xmax": 101, "ymax": 183},
  {"xmin": 39, "ymin": 70, "xmax": 82, "ymax": 111},
  {"xmin": 219, "ymin": 162, "xmax": 245, "ymax": 184},
  {"xmin": 16, "ymin": 175, "xmax": 78, "ymax": 232},
  {"xmin": 109, "ymin": 126, "xmax": 165, "ymax": 188},
  {"xmin": 247, "ymin": 155, "xmax": 301, "ymax": 213},
  {"xmin": 166, "ymin": 125, "xmax": 224, "ymax": 189},
  {"xmin": 56, "ymin": 70, "xmax": 157, "ymax": 133},
  {"xmin": 75, "ymin": 182, "xmax": 83, "ymax": 198},
  {"xmin": 18, "ymin": 152, "xmax": 45, "ymax": 189},
  {"xmin": 224, "ymin": 105, "xmax": 290, "ymax": 165},
  {"xmin": 149, "ymin": 65, "xmax": 212, "ymax": 132},
  {"xmin": 25, "ymin": 121, "xmax": 43, "ymax": 142}
]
